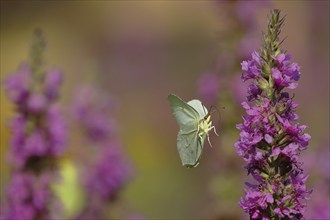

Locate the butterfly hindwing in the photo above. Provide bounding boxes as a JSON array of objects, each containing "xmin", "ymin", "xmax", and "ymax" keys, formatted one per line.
[
  {"xmin": 177, "ymin": 129, "xmax": 199, "ymax": 167},
  {"xmin": 187, "ymin": 99, "xmax": 208, "ymax": 119}
]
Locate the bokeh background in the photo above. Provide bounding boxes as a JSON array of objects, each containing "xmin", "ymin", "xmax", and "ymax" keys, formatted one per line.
[{"xmin": 1, "ymin": 1, "xmax": 329, "ymax": 219}]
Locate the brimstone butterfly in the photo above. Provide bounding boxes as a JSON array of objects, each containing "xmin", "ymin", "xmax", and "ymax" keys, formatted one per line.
[{"xmin": 167, "ymin": 94, "xmax": 218, "ymax": 168}]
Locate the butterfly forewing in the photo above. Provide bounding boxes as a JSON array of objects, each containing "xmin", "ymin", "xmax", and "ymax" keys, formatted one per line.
[{"xmin": 168, "ymin": 94, "xmax": 200, "ymax": 132}]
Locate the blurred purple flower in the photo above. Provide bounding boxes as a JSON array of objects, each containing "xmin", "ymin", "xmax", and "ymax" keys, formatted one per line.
[
  {"xmin": 238, "ymin": 32, "xmax": 261, "ymax": 58},
  {"xmin": 24, "ymin": 130, "xmax": 48, "ymax": 157},
  {"xmin": 2, "ymin": 32, "xmax": 66, "ymax": 219},
  {"xmin": 44, "ymin": 69, "xmax": 63, "ymax": 100},
  {"xmin": 1, "ymin": 172, "xmax": 52, "ymax": 220},
  {"xmin": 76, "ymin": 144, "xmax": 132, "ymax": 219},
  {"xmin": 46, "ymin": 104, "xmax": 67, "ymax": 156},
  {"xmin": 302, "ymin": 146, "xmax": 330, "ymax": 219},
  {"xmin": 305, "ymin": 182, "xmax": 330, "ymax": 219},
  {"xmin": 235, "ymin": 1, "xmax": 269, "ymax": 28},
  {"xmin": 73, "ymin": 86, "xmax": 132, "ymax": 219},
  {"xmin": 84, "ymin": 145, "xmax": 131, "ymax": 201},
  {"xmin": 4, "ymin": 63, "xmax": 31, "ymax": 104},
  {"xmin": 4, "ymin": 63, "xmax": 66, "ymax": 167},
  {"xmin": 197, "ymin": 72, "xmax": 220, "ymax": 105},
  {"xmin": 235, "ymin": 10, "xmax": 311, "ymax": 219},
  {"xmin": 231, "ymin": 74, "xmax": 249, "ymax": 104},
  {"xmin": 235, "ymin": 1, "xmax": 270, "ymax": 58},
  {"xmin": 27, "ymin": 93, "xmax": 48, "ymax": 113},
  {"xmin": 73, "ymin": 86, "xmax": 115, "ymax": 142}
]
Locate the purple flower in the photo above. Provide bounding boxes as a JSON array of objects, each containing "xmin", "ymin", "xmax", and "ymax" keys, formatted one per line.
[
  {"xmin": 27, "ymin": 93, "xmax": 48, "ymax": 113},
  {"xmin": 235, "ymin": 10, "xmax": 311, "ymax": 219},
  {"xmin": 8, "ymin": 116, "xmax": 27, "ymax": 167},
  {"xmin": 4, "ymin": 63, "xmax": 31, "ymax": 104},
  {"xmin": 44, "ymin": 69, "xmax": 62, "ymax": 100},
  {"xmin": 5, "ymin": 100, "xmax": 66, "ymax": 168},
  {"xmin": 302, "ymin": 146, "xmax": 330, "ymax": 219},
  {"xmin": 240, "ymin": 189, "xmax": 274, "ymax": 215},
  {"xmin": 73, "ymin": 86, "xmax": 115, "ymax": 142},
  {"xmin": 275, "ymin": 53, "xmax": 301, "ymax": 81},
  {"xmin": 2, "ymin": 31, "xmax": 66, "ymax": 219},
  {"xmin": 275, "ymin": 114, "xmax": 311, "ymax": 149},
  {"xmin": 2, "ymin": 172, "xmax": 52, "ymax": 220},
  {"xmin": 235, "ymin": 1, "xmax": 270, "ymax": 58},
  {"xmin": 305, "ymin": 182, "xmax": 330, "ymax": 219},
  {"xmin": 238, "ymin": 32, "xmax": 261, "ymax": 58},
  {"xmin": 232, "ymin": 74, "xmax": 249, "ymax": 104},
  {"xmin": 270, "ymin": 53, "xmax": 301, "ymax": 90},
  {"xmin": 46, "ymin": 104, "xmax": 67, "ymax": 156},
  {"xmin": 271, "ymin": 68, "xmax": 297, "ymax": 90},
  {"xmin": 241, "ymin": 51, "xmax": 262, "ymax": 81},
  {"xmin": 1, "ymin": 204, "xmax": 36, "ymax": 220},
  {"xmin": 84, "ymin": 146, "xmax": 131, "ymax": 201},
  {"xmin": 24, "ymin": 130, "xmax": 48, "ymax": 157},
  {"xmin": 271, "ymin": 143, "xmax": 299, "ymax": 162},
  {"xmin": 247, "ymin": 84, "xmax": 262, "ymax": 101},
  {"xmin": 72, "ymin": 86, "xmax": 132, "ymax": 219},
  {"xmin": 235, "ymin": 1, "xmax": 270, "ymax": 28}
]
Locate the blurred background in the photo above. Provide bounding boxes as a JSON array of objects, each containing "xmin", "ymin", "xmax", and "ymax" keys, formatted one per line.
[{"xmin": 1, "ymin": 1, "xmax": 329, "ymax": 219}]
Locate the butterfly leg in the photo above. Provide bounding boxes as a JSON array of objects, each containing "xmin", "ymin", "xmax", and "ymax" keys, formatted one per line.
[
  {"xmin": 205, "ymin": 124, "xmax": 219, "ymax": 137},
  {"xmin": 207, "ymin": 133, "xmax": 213, "ymax": 148},
  {"xmin": 199, "ymin": 132, "xmax": 213, "ymax": 148},
  {"xmin": 211, "ymin": 125, "xmax": 219, "ymax": 136}
]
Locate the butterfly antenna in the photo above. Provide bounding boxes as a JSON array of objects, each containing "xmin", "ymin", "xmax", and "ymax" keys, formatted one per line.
[
  {"xmin": 210, "ymin": 105, "xmax": 224, "ymax": 125},
  {"xmin": 210, "ymin": 105, "xmax": 221, "ymax": 117},
  {"xmin": 211, "ymin": 105, "xmax": 225, "ymax": 137}
]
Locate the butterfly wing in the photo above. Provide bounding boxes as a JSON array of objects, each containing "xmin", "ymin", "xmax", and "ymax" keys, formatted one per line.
[
  {"xmin": 187, "ymin": 99, "xmax": 208, "ymax": 119},
  {"xmin": 177, "ymin": 129, "xmax": 200, "ymax": 167},
  {"xmin": 188, "ymin": 99, "xmax": 210, "ymax": 164},
  {"xmin": 168, "ymin": 94, "xmax": 200, "ymax": 132},
  {"xmin": 177, "ymin": 128, "xmax": 209, "ymax": 167},
  {"xmin": 196, "ymin": 130, "xmax": 208, "ymax": 164},
  {"xmin": 168, "ymin": 94, "xmax": 210, "ymax": 167}
]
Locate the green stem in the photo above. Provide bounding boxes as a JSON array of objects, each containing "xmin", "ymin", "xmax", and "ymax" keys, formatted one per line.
[{"xmin": 30, "ymin": 28, "xmax": 46, "ymax": 83}]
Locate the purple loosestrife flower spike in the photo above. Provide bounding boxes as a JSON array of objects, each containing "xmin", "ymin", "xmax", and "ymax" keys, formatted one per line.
[
  {"xmin": 2, "ymin": 30, "xmax": 66, "ymax": 220},
  {"xmin": 73, "ymin": 87, "xmax": 132, "ymax": 219},
  {"xmin": 84, "ymin": 146, "xmax": 131, "ymax": 202},
  {"xmin": 72, "ymin": 86, "xmax": 116, "ymax": 142},
  {"xmin": 235, "ymin": 10, "xmax": 311, "ymax": 219}
]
